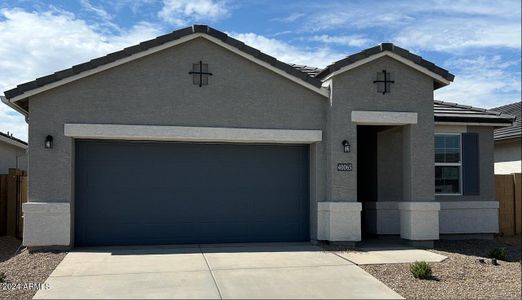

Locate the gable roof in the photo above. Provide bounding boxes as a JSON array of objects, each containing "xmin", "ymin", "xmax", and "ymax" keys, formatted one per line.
[
  {"xmin": 0, "ymin": 131, "xmax": 28, "ymax": 149},
  {"xmin": 316, "ymin": 43, "xmax": 455, "ymax": 89},
  {"xmin": 434, "ymin": 100, "xmax": 515, "ymax": 126},
  {"xmin": 491, "ymin": 101, "xmax": 521, "ymax": 141},
  {"xmin": 3, "ymin": 25, "xmax": 326, "ymax": 106}
]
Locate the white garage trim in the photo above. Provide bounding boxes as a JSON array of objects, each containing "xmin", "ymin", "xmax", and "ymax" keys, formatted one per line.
[
  {"xmin": 351, "ymin": 111, "xmax": 418, "ymax": 125},
  {"xmin": 64, "ymin": 123, "xmax": 323, "ymax": 144}
]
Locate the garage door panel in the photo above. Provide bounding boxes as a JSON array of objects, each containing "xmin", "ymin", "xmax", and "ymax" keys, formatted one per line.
[
  {"xmin": 80, "ymin": 221, "xmax": 302, "ymax": 245},
  {"xmin": 75, "ymin": 141, "xmax": 309, "ymax": 246}
]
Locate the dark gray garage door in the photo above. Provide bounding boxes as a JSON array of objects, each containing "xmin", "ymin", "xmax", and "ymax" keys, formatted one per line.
[{"xmin": 75, "ymin": 141, "xmax": 309, "ymax": 246}]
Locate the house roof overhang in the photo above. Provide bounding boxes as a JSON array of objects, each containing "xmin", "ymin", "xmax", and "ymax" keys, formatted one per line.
[
  {"xmin": 0, "ymin": 131, "xmax": 28, "ymax": 149},
  {"xmin": 434, "ymin": 100, "xmax": 515, "ymax": 127}
]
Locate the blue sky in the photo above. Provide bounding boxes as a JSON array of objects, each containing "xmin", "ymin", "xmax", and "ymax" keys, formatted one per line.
[{"xmin": 0, "ymin": 0, "xmax": 520, "ymax": 140}]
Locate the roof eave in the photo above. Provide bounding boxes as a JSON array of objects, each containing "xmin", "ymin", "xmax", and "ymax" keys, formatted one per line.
[
  {"xmin": 0, "ymin": 134, "xmax": 28, "ymax": 150},
  {"xmin": 434, "ymin": 117, "xmax": 514, "ymax": 127},
  {"xmin": 494, "ymin": 135, "xmax": 522, "ymax": 142},
  {"xmin": 1, "ymin": 95, "xmax": 28, "ymax": 117}
]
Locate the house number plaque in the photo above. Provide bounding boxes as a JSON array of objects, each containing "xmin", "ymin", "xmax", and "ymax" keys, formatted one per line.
[{"xmin": 337, "ymin": 163, "xmax": 352, "ymax": 171}]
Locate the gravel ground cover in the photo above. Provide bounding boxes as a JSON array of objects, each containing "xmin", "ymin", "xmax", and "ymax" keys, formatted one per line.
[
  {"xmin": 0, "ymin": 236, "xmax": 66, "ymax": 300},
  {"xmin": 360, "ymin": 237, "xmax": 522, "ymax": 299}
]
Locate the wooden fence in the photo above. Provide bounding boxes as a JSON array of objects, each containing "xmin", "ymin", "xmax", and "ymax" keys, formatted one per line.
[
  {"xmin": 496, "ymin": 173, "xmax": 522, "ymax": 236},
  {"xmin": 0, "ymin": 168, "xmax": 28, "ymax": 239}
]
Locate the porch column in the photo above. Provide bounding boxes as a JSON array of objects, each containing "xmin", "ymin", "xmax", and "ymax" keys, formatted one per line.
[
  {"xmin": 400, "ymin": 125, "xmax": 440, "ymax": 242},
  {"xmin": 317, "ymin": 101, "xmax": 362, "ymax": 243}
]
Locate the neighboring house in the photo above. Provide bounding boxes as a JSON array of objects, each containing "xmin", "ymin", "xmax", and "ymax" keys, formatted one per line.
[
  {"xmin": 1, "ymin": 25, "xmax": 514, "ymax": 248},
  {"xmin": 491, "ymin": 101, "xmax": 521, "ymax": 174},
  {"xmin": 0, "ymin": 131, "xmax": 27, "ymax": 174}
]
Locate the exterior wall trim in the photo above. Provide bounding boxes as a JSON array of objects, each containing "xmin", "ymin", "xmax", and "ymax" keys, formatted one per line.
[
  {"xmin": 439, "ymin": 201, "xmax": 499, "ymax": 234},
  {"xmin": 435, "ymin": 125, "xmax": 467, "ymax": 133},
  {"xmin": 22, "ymin": 202, "xmax": 71, "ymax": 247},
  {"xmin": 399, "ymin": 201, "xmax": 440, "ymax": 240},
  {"xmin": 351, "ymin": 111, "xmax": 418, "ymax": 125},
  {"xmin": 398, "ymin": 202, "xmax": 441, "ymax": 211},
  {"xmin": 440, "ymin": 201, "xmax": 499, "ymax": 210},
  {"xmin": 363, "ymin": 201, "xmax": 399, "ymax": 210},
  {"xmin": 64, "ymin": 123, "xmax": 323, "ymax": 144},
  {"xmin": 9, "ymin": 34, "xmax": 328, "ymax": 103},
  {"xmin": 318, "ymin": 202, "xmax": 362, "ymax": 242}
]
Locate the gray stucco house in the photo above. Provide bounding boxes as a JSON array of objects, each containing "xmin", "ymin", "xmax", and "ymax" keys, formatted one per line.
[
  {"xmin": 492, "ymin": 101, "xmax": 521, "ymax": 174},
  {"xmin": 0, "ymin": 131, "xmax": 27, "ymax": 174},
  {"xmin": 1, "ymin": 25, "xmax": 515, "ymax": 248}
]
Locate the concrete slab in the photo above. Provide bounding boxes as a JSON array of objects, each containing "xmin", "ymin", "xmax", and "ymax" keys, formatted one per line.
[
  {"xmin": 200, "ymin": 243, "xmax": 323, "ymax": 253},
  {"xmin": 202, "ymin": 245, "xmax": 352, "ymax": 270},
  {"xmin": 336, "ymin": 249, "xmax": 447, "ymax": 265},
  {"xmin": 52, "ymin": 251, "xmax": 208, "ymax": 276},
  {"xmin": 213, "ymin": 265, "xmax": 403, "ymax": 299},
  {"xmin": 376, "ymin": 249, "xmax": 447, "ymax": 263},
  {"xmin": 334, "ymin": 251, "xmax": 394, "ymax": 265},
  {"xmin": 36, "ymin": 243, "xmax": 403, "ymax": 299},
  {"xmin": 34, "ymin": 271, "xmax": 220, "ymax": 299}
]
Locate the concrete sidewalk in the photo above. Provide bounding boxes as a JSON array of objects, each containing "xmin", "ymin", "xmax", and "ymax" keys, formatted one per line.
[
  {"xmin": 34, "ymin": 243, "xmax": 403, "ymax": 299},
  {"xmin": 334, "ymin": 241, "xmax": 447, "ymax": 265}
]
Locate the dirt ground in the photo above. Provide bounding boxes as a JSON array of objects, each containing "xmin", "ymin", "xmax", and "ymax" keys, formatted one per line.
[
  {"xmin": 0, "ymin": 236, "xmax": 66, "ymax": 300},
  {"xmin": 361, "ymin": 236, "xmax": 522, "ymax": 299}
]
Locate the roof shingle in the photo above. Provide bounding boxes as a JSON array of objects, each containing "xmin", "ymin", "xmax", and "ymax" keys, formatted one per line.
[
  {"xmin": 434, "ymin": 100, "xmax": 515, "ymax": 125},
  {"xmin": 491, "ymin": 101, "xmax": 521, "ymax": 141}
]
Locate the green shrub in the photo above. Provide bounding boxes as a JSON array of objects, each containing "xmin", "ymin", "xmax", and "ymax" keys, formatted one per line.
[
  {"xmin": 488, "ymin": 247, "xmax": 508, "ymax": 260},
  {"xmin": 410, "ymin": 261, "xmax": 432, "ymax": 279},
  {"xmin": 0, "ymin": 272, "xmax": 5, "ymax": 283}
]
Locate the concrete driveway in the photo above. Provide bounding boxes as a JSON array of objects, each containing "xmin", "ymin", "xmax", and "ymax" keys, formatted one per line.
[{"xmin": 34, "ymin": 243, "xmax": 402, "ymax": 299}]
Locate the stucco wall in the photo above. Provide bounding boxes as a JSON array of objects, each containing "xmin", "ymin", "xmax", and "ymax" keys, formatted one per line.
[
  {"xmin": 494, "ymin": 139, "xmax": 521, "ymax": 174},
  {"xmin": 27, "ymin": 37, "xmax": 326, "ymax": 239},
  {"xmin": 0, "ymin": 142, "xmax": 26, "ymax": 174},
  {"xmin": 25, "ymin": 36, "xmax": 500, "ymax": 243},
  {"xmin": 377, "ymin": 126, "xmax": 403, "ymax": 202},
  {"xmin": 328, "ymin": 56, "xmax": 435, "ymax": 203}
]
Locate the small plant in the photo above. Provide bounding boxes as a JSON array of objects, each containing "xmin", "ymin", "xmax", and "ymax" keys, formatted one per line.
[
  {"xmin": 0, "ymin": 272, "xmax": 5, "ymax": 283},
  {"xmin": 410, "ymin": 261, "xmax": 432, "ymax": 279},
  {"xmin": 488, "ymin": 247, "xmax": 508, "ymax": 261}
]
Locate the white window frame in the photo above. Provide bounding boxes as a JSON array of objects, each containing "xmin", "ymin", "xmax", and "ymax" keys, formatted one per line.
[{"xmin": 435, "ymin": 133, "xmax": 463, "ymax": 196}]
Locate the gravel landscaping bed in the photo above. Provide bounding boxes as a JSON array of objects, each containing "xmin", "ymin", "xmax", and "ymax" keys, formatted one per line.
[
  {"xmin": 361, "ymin": 237, "xmax": 522, "ymax": 299},
  {"xmin": 0, "ymin": 236, "xmax": 67, "ymax": 300}
]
